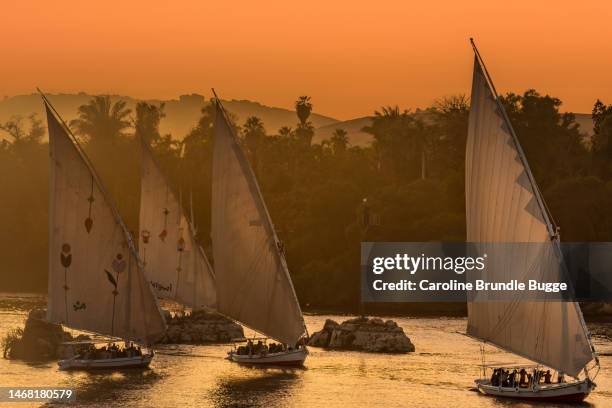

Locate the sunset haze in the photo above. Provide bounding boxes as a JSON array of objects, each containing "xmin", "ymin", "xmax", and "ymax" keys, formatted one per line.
[{"xmin": 1, "ymin": 1, "xmax": 611, "ymax": 118}]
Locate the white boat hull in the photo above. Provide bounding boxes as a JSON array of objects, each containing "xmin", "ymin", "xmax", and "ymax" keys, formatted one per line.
[
  {"xmin": 58, "ymin": 353, "xmax": 153, "ymax": 371},
  {"xmin": 228, "ymin": 348, "xmax": 308, "ymax": 367},
  {"xmin": 476, "ymin": 378, "xmax": 594, "ymax": 402}
]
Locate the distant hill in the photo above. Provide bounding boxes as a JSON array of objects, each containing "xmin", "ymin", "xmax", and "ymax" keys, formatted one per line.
[
  {"xmin": 314, "ymin": 116, "xmax": 374, "ymax": 147},
  {"xmin": 315, "ymin": 112, "xmax": 596, "ymax": 148},
  {"xmin": 0, "ymin": 93, "xmax": 339, "ymax": 139},
  {"xmin": 0, "ymin": 93, "xmax": 594, "ymax": 146}
]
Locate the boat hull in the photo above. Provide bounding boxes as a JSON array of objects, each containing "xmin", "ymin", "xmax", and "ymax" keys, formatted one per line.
[
  {"xmin": 476, "ymin": 378, "xmax": 594, "ymax": 402},
  {"xmin": 228, "ymin": 348, "xmax": 308, "ymax": 367},
  {"xmin": 58, "ymin": 354, "xmax": 153, "ymax": 371}
]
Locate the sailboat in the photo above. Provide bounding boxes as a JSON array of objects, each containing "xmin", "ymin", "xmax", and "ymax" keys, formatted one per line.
[
  {"xmin": 465, "ymin": 40, "xmax": 599, "ymax": 401},
  {"xmin": 138, "ymin": 135, "xmax": 217, "ymax": 311},
  {"xmin": 211, "ymin": 94, "xmax": 309, "ymax": 366},
  {"xmin": 42, "ymin": 92, "xmax": 167, "ymax": 370}
]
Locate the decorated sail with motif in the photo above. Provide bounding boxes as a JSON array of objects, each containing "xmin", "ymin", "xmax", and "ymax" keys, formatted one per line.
[
  {"xmin": 465, "ymin": 43, "xmax": 594, "ymax": 378},
  {"xmin": 211, "ymin": 98, "xmax": 306, "ymax": 345},
  {"xmin": 138, "ymin": 137, "xmax": 217, "ymax": 310},
  {"xmin": 45, "ymin": 99, "xmax": 166, "ymax": 344}
]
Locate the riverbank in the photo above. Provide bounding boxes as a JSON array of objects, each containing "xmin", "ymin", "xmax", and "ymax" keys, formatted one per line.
[{"xmin": 4, "ymin": 293, "xmax": 612, "ymax": 321}]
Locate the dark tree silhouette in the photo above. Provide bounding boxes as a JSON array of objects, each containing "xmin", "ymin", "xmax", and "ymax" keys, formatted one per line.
[
  {"xmin": 295, "ymin": 96, "xmax": 312, "ymax": 125},
  {"xmin": 70, "ymin": 95, "xmax": 132, "ymax": 143},
  {"xmin": 1, "ymin": 90, "xmax": 610, "ymax": 315}
]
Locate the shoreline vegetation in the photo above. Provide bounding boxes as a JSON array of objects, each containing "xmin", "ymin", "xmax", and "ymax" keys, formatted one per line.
[{"xmin": 2, "ymin": 92, "xmax": 612, "ymax": 312}]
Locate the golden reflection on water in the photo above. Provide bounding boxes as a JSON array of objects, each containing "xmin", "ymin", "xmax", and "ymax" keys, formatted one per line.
[
  {"xmin": 210, "ymin": 370, "xmax": 301, "ymax": 408},
  {"xmin": 1, "ymin": 299, "xmax": 612, "ymax": 408}
]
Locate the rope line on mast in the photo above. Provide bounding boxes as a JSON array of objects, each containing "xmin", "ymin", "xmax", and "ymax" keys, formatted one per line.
[
  {"xmin": 38, "ymin": 88, "xmax": 167, "ymax": 342},
  {"xmin": 469, "ymin": 40, "xmax": 558, "ymax": 239},
  {"xmin": 211, "ymin": 89, "xmax": 308, "ymax": 340},
  {"xmin": 467, "ymin": 40, "xmax": 598, "ymax": 374}
]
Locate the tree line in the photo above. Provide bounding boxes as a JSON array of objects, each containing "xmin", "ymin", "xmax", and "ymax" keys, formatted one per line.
[{"xmin": 1, "ymin": 91, "xmax": 612, "ymax": 312}]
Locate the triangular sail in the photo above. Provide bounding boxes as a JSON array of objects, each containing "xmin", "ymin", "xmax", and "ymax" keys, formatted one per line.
[
  {"xmin": 45, "ymin": 101, "xmax": 166, "ymax": 344},
  {"xmin": 465, "ymin": 49, "xmax": 593, "ymax": 377},
  {"xmin": 211, "ymin": 99, "xmax": 305, "ymax": 345},
  {"xmin": 138, "ymin": 137, "xmax": 217, "ymax": 310}
]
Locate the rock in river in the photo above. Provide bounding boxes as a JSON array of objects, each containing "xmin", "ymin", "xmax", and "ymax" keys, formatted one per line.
[
  {"xmin": 2, "ymin": 308, "xmax": 75, "ymax": 360},
  {"xmin": 308, "ymin": 317, "xmax": 415, "ymax": 353},
  {"xmin": 157, "ymin": 309, "xmax": 244, "ymax": 344}
]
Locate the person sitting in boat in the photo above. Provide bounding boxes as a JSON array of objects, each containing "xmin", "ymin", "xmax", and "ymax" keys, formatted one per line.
[
  {"xmin": 558, "ymin": 372, "xmax": 565, "ymax": 383},
  {"xmin": 539, "ymin": 370, "xmax": 547, "ymax": 383},
  {"xmin": 527, "ymin": 373, "xmax": 533, "ymax": 387},
  {"xmin": 532, "ymin": 369, "xmax": 539, "ymax": 384},
  {"xmin": 499, "ymin": 370, "xmax": 508, "ymax": 387},
  {"xmin": 544, "ymin": 370, "xmax": 552, "ymax": 384},
  {"xmin": 510, "ymin": 370, "xmax": 516, "ymax": 387},
  {"xmin": 81, "ymin": 344, "xmax": 93, "ymax": 360},
  {"xmin": 519, "ymin": 368, "xmax": 527, "ymax": 386},
  {"xmin": 490, "ymin": 369, "xmax": 499, "ymax": 386}
]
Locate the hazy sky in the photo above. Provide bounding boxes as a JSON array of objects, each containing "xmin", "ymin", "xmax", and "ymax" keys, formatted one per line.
[{"xmin": 2, "ymin": 1, "xmax": 611, "ymax": 119}]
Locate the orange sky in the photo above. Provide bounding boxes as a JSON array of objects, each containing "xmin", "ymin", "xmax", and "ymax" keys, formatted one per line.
[{"xmin": 1, "ymin": 1, "xmax": 611, "ymax": 119}]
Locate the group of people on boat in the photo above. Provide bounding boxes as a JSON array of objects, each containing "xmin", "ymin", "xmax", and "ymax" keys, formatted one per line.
[
  {"xmin": 235, "ymin": 339, "xmax": 305, "ymax": 356},
  {"xmin": 490, "ymin": 367, "xmax": 565, "ymax": 388},
  {"xmin": 78, "ymin": 342, "xmax": 144, "ymax": 360}
]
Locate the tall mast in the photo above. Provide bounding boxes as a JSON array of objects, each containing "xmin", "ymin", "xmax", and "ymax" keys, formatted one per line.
[
  {"xmin": 39, "ymin": 89, "xmax": 141, "ymax": 264},
  {"xmin": 42, "ymin": 89, "xmax": 166, "ymax": 343},
  {"xmin": 468, "ymin": 40, "xmax": 557, "ymax": 240},
  {"xmin": 467, "ymin": 41, "xmax": 598, "ymax": 375},
  {"xmin": 211, "ymin": 89, "xmax": 307, "ymax": 338}
]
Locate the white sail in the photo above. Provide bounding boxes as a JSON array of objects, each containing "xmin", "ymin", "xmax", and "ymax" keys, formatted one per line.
[
  {"xmin": 465, "ymin": 52, "xmax": 593, "ymax": 378},
  {"xmin": 211, "ymin": 100, "xmax": 305, "ymax": 345},
  {"xmin": 46, "ymin": 102, "xmax": 166, "ymax": 344},
  {"xmin": 138, "ymin": 137, "xmax": 217, "ymax": 310}
]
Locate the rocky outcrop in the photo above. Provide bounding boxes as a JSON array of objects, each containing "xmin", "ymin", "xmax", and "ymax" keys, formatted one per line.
[
  {"xmin": 2, "ymin": 308, "xmax": 76, "ymax": 360},
  {"xmin": 158, "ymin": 309, "xmax": 244, "ymax": 344},
  {"xmin": 308, "ymin": 317, "xmax": 415, "ymax": 353},
  {"xmin": 3, "ymin": 307, "xmax": 245, "ymax": 360}
]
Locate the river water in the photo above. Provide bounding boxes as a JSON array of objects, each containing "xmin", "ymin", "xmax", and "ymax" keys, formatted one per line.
[{"xmin": 1, "ymin": 294, "xmax": 611, "ymax": 407}]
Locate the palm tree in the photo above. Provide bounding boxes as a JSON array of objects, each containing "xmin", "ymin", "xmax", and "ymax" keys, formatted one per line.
[
  {"xmin": 295, "ymin": 96, "xmax": 312, "ymax": 126},
  {"xmin": 362, "ymin": 106, "xmax": 428, "ymax": 180},
  {"xmin": 70, "ymin": 96, "xmax": 135, "ymax": 229},
  {"xmin": 70, "ymin": 96, "xmax": 132, "ymax": 144},
  {"xmin": 242, "ymin": 116, "xmax": 266, "ymax": 172},
  {"xmin": 330, "ymin": 128, "xmax": 349, "ymax": 154},
  {"xmin": 278, "ymin": 126, "xmax": 293, "ymax": 138},
  {"xmin": 431, "ymin": 95, "xmax": 470, "ymax": 173},
  {"xmin": 134, "ymin": 102, "xmax": 166, "ymax": 143},
  {"xmin": 243, "ymin": 116, "xmax": 266, "ymax": 153}
]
